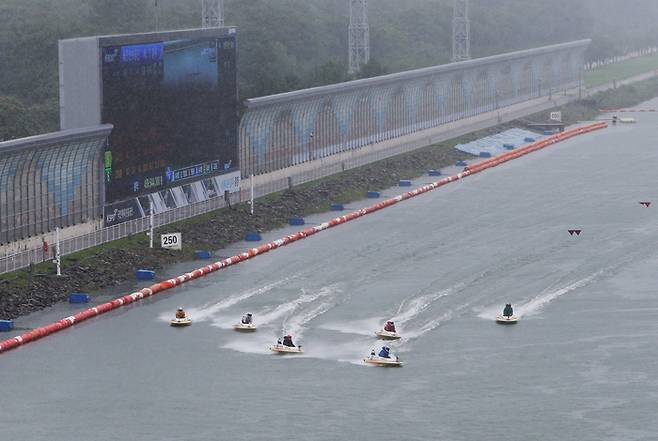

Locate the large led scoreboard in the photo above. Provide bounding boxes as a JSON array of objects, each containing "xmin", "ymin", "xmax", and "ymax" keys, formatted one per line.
[{"xmin": 59, "ymin": 28, "xmax": 239, "ymax": 225}]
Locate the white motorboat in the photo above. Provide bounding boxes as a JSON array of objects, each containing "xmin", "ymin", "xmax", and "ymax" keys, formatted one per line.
[
  {"xmin": 375, "ymin": 329, "xmax": 401, "ymax": 340},
  {"xmin": 233, "ymin": 322, "xmax": 257, "ymax": 332},
  {"xmin": 363, "ymin": 355, "xmax": 403, "ymax": 367},
  {"xmin": 495, "ymin": 315, "xmax": 519, "ymax": 324},
  {"xmin": 269, "ymin": 343, "xmax": 304, "ymax": 354},
  {"xmin": 170, "ymin": 317, "xmax": 192, "ymax": 327}
]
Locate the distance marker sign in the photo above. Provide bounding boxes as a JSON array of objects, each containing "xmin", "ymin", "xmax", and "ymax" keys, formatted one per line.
[{"xmin": 161, "ymin": 233, "xmax": 182, "ymax": 250}]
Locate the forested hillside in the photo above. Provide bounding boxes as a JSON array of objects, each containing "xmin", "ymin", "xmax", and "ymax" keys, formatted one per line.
[{"xmin": 1, "ymin": 0, "xmax": 657, "ymax": 139}]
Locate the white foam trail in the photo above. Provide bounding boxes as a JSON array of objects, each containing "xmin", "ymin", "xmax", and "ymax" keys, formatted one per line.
[
  {"xmin": 476, "ymin": 270, "xmax": 604, "ymax": 320},
  {"xmin": 158, "ymin": 276, "xmax": 291, "ymax": 322},
  {"xmin": 392, "ymin": 284, "xmax": 463, "ymax": 326},
  {"xmin": 403, "ymin": 299, "xmax": 475, "ymax": 341},
  {"xmin": 255, "ymin": 285, "xmax": 336, "ymax": 326},
  {"xmin": 319, "ymin": 283, "xmax": 463, "ymax": 337},
  {"xmin": 516, "ymin": 271, "xmax": 603, "ymax": 317},
  {"xmin": 319, "ymin": 317, "xmax": 385, "ymax": 336},
  {"xmin": 282, "ymin": 301, "xmax": 336, "ymax": 338}
]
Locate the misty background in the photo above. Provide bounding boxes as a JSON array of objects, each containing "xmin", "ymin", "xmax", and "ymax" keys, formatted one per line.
[{"xmin": 1, "ymin": 0, "xmax": 658, "ymax": 138}]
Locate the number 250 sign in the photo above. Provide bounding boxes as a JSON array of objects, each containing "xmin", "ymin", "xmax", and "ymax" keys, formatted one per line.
[{"xmin": 161, "ymin": 233, "xmax": 182, "ymax": 250}]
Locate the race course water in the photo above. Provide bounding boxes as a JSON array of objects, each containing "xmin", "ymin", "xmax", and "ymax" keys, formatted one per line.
[{"xmin": 3, "ymin": 102, "xmax": 658, "ymax": 440}]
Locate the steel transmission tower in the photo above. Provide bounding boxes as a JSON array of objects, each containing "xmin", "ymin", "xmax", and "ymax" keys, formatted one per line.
[
  {"xmin": 348, "ymin": 0, "xmax": 370, "ymax": 75},
  {"xmin": 452, "ymin": 0, "xmax": 471, "ymax": 62},
  {"xmin": 202, "ymin": 0, "xmax": 224, "ymax": 28}
]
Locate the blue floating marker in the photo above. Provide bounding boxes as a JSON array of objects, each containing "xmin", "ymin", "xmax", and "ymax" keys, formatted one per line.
[
  {"xmin": 288, "ymin": 217, "xmax": 305, "ymax": 226},
  {"xmin": 245, "ymin": 232, "xmax": 262, "ymax": 242},
  {"xmin": 330, "ymin": 203, "xmax": 344, "ymax": 211},
  {"xmin": 524, "ymin": 137, "xmax": 536, "ymax": 143},
  {"xmin": 136, "ymin": 269, "xmax": 155, "ymax": 281},
  {"xmin": 399, "ymin": 180, "xmax": 412, "ymax": 187},
  {"xmin": 479, "ymin": 151, "xmax": 492, "ymax": 158},
  {"xmin": 503, "ymin": 143, "xmax": 515, "ymax": 150},
  {"xmin": 68, "ymin": 293, "xmax": 90, "ymax": 304},
  {"xmin": 367, "ymin": 191, "xmax": 381, "ymax": 198},
  {"xmin": 428, "ymin": 170, "xmax": 442, "ymax": 177},
  {"xmin": 0, "ymin": 320, "xmax": 14, "ymax": 332},
  {"xmin": 194, "ymin": 250, "xmax": 212, "ymax": 259},
  {"xmin": 456, "ymin": 160, "xmax": 467, "ymax": 167}
]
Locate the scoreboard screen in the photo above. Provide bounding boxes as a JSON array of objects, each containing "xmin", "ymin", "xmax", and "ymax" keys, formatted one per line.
[{"xmin": 101, "ymin": 36, "xmax": 238, "ymax": 202}]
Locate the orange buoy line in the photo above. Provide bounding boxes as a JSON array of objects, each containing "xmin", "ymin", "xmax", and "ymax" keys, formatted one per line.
[{"xmin": 0, "ymin": 122, "xmax": 607, "ymax": 354}]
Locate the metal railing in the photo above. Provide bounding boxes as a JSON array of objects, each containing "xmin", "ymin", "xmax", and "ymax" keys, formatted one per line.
[{"xmin": 0, "ymin": 192, "xmax": 233, "ymax": 275}]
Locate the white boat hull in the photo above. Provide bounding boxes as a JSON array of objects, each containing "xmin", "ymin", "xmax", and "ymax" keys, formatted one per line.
[
  {"xmin": 364, "ymin": 356, "xmax": 403, "ymax": 367},
  {"xmin": 375, "ymin": 330, "xmax": 401, "ymax": 340},
  {"xmin": 233, "ymin": 323, "xmax": 257, "ymax": 332},
  {"xmin": 170, "ymin": 318, "xmax": 192, "ymax": 327},
  {"xmin": 269, "ymin": 344, "xmax": 303, "ymax": 354},
  {"xmin": 496, "ymin": 315, "xmax": 519, "ymax": 324}
]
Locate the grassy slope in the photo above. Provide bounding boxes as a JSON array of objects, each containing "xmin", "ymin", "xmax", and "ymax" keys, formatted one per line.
[{"xmin": 584, "ymin": 53, "xmax": 658, "ymax": 88}]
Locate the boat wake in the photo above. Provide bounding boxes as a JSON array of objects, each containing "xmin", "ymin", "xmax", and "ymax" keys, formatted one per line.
[
  {"xmin": 476, "ymin": 270, "xmax": 605, "ymax": 320},
  {"xmin": 392, "ymin": 283, "xmax": 464, "ymax": 329},
  {"xmin": 157, "ymin": 276, "xmax": 294, "ymax": 323},
  {"xmin": 253, "ymin": 285, "xmax": 339, "ymax": 327},
  {"xmin": 282, "ymin": 300, "xmax": 339, "ymax": 338}
]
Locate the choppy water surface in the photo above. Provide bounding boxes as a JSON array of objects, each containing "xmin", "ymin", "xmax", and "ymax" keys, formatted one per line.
[{"xmin": 3, "ymin": 103, "xmax": 658, "ymax": 440}]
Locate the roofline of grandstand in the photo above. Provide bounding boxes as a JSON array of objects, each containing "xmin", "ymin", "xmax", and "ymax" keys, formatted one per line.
[{"xmin": 0, "ymin": 125, "xmax": 113, "ymax": 155}]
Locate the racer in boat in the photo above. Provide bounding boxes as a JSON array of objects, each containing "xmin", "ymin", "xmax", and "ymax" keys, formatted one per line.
[
  {"xmin": 503, "ymin": 303, "xmax": 514, "ymax": 318},
  {"xmin": 378, "ymin": 346, "xmax": 391, "ymax": 358},
  {"xmin": 282, "ymin": 335, "xmax": 295, "ymax": 347},
  {"xmin": 384, "ymin": 321, "xmax": 396, "ymax": 333},
  {"xmin": 241, "ymin": 313, "xmax": 253, "ymax": 325},
  {"xmin": 175, "ymin": 308, "xmax": 186, "ymax": 319}
]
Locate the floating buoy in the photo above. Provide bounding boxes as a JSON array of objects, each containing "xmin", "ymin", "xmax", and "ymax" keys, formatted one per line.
[
  {"xmin": 245, "ymin": 232, "xmax": 262, "ymax": 241},
  {"xmin": 68, "ymin": 293, "xmax": 90, "ymax": 304},
  {"xmin": 0, "ymin": 320, "xmax": 14, "ymax": 332},
  {"xmin": 136, "ymin": 269, "xmax": 155, "ymax": 281},
  {"xmin": 330, "ymin": 203, "xmax": 344, "ymax": 211},
  {"xmin": 428, "ymin": 170, "xmax": 442, "ymax": 177},
  {"xmin": 194, "ymin": 250, "xmax": 212, "ymax": 259},
  {"xmin": 367, "ymin": 191, "xmax": 381, "ymax": 198},
  {"xmin": 288, "ymin": 217, "xmax": 305, "ymax": 226},
  {"xmin": 479, "ymin": 151, "xmax": 492, "ymax": 158},
  {"xmin": 399, "ymin": 180, "xmax": 412, "ymax": 187}
]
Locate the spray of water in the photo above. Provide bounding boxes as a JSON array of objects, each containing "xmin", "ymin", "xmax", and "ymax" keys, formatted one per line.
[
  {"xmin": 476, "ymin": 270, "xmax": 605, "ymax": 320},
  {"xmin": 158, "ymin": 276, "xmax": 293, "ymax": 322}
]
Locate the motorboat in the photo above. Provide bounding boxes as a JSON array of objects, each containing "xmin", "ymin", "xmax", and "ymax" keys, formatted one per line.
[
  {"xmin": 363, "ymin": 354, "xmax": 403, "ymax": 367},
  {"xmin": 495, "ymin": 315, "xmax": 519, "ymax": 324},
  {"xmin": 233, "ymin": 322, "xmax": 257, "ymax": 332},
  {"xmin": 375, "ymin": 329, "xmax": 401, "ymax": 340},
  {"xmin": 269, "ymin": 343, "xmax": 303, "ymax": 354},
  {"xmin": 170, "ymin": 317, "xmax": 192, "ymax": 327}
]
